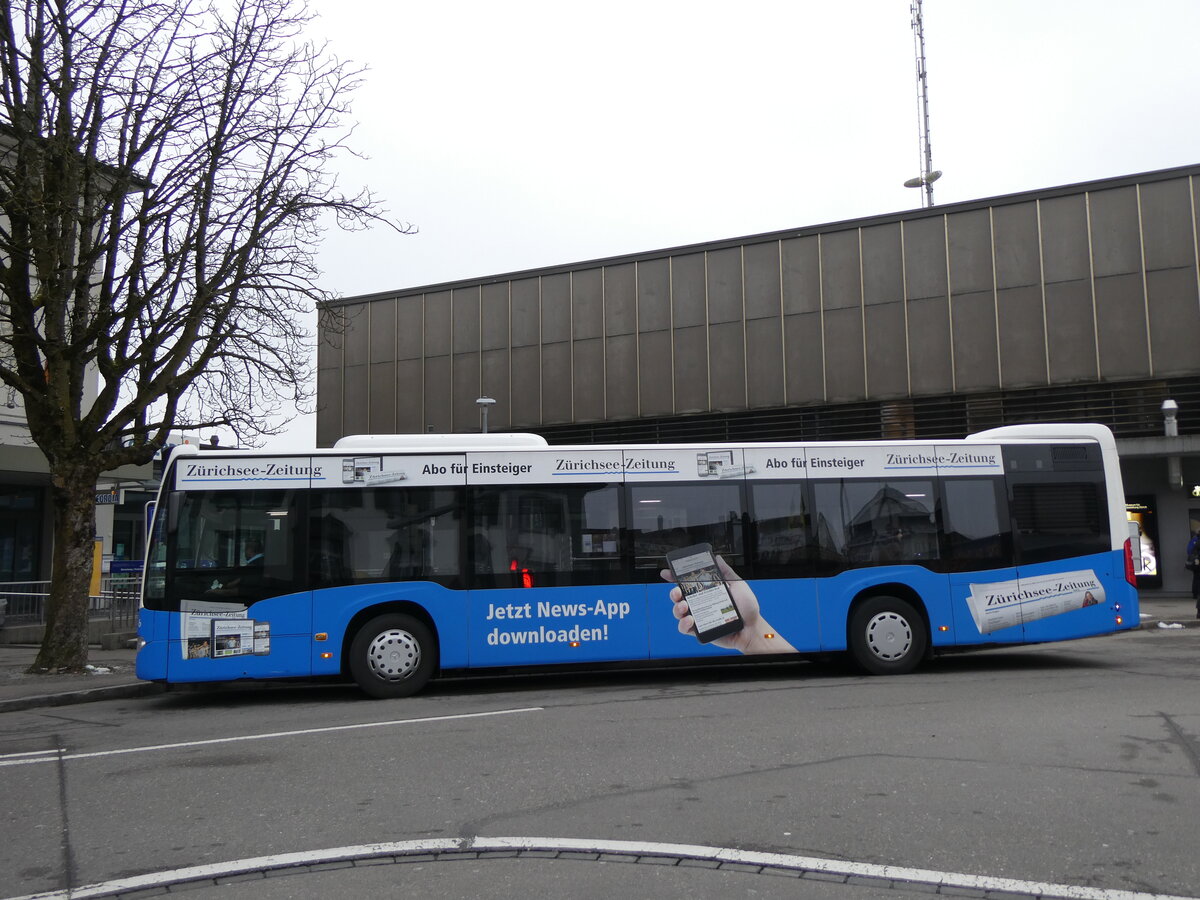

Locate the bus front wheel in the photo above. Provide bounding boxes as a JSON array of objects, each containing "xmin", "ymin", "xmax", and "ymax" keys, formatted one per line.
[
  {"xmin": 348, "ymin": 613, "xmax": 436, "ymax": 698},
  {"xmin": 848, "ymin": 596, "xmax": 927, "ymax": 675}
]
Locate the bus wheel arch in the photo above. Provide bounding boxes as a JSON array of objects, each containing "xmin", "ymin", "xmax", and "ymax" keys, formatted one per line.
[
  {"xmin": 846, "ymin": 587, "xmax": 929, "ymax": 676},
  {"xmin": 344, "ymin": 602, "xmax": 439, "ymax": 698}
]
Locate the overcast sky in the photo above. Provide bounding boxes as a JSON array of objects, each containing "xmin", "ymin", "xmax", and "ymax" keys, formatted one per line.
[{"xmin": 262, "ymin": 0, "xmax": 1200, "ymax": 447}]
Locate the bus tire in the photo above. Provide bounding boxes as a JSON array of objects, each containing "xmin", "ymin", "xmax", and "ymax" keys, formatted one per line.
[
  {"xmin": 848, "ymin": 595, "xmax": 927, "ymax": 675},
  {"xmin": 348, "ymin": 613, "xmax": 435, "ymax": 698}
]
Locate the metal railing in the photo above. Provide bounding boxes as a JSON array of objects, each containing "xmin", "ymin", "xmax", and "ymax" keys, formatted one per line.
[{"xmin": 0, "ymin": 574, "xmax": 140, "ymax": 632}]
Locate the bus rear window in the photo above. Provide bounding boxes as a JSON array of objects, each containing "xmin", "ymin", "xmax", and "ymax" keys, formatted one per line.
[{"xmin": 1011, "ymin": 482, "xmax": 1108, "ymax": 564}]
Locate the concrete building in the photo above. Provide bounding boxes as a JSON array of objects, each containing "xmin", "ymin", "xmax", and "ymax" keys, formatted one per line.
[
  {"xmin": 0, "ymin": 129, "xmax": 154, "ymax": 586},
  {"xmin": 317, "ymin": 163, "xmax": 1200, "ymax": 596}
]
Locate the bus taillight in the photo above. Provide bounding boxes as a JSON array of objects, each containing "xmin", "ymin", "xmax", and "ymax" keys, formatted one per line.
[{"xmin": 1123, "ymin": 538, "xmax": 1138, "ymax": 586}]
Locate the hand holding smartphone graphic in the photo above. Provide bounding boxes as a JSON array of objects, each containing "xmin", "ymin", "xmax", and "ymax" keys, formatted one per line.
[{"xmin": 661, "ymin": 547, "xmax": 797, "ymax": 654}]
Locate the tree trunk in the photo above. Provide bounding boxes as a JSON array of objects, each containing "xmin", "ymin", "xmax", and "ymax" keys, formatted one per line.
[{"xmin": 28, "ymin": 464, "xmax": 102, "ymax": 674}]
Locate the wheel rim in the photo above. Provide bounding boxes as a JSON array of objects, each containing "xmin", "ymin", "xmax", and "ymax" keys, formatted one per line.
[
  {"xmin": 365, "ymin": 628, "xmax": 421, "ymax": 682},
  {"xmin": 864, "ymin": 611, "xmax": 913, "ymax": 662}
]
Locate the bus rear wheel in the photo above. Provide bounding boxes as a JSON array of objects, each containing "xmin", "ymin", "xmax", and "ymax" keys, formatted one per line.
[
  {"xmin": 849, "ymin": 596, "xmax": 927, "ymax": 675},
  {"xmin": 349, "ymin": 613, "xmax": 435, "ymax": 698}
]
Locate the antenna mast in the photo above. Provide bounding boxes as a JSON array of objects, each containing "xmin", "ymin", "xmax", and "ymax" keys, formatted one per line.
[{"xmin": 906, "ymin": 0, "xmax": 940, "ymax": 206}]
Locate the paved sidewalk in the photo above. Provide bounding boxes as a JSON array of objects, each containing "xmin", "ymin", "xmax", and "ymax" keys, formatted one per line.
[
  {"xmin": 0, "ymin": 640, "xmax": 158, "ymax": 713},
  {"xmin": 0, "ymin": 596, "xmax": 1196, "ymax": 714}
]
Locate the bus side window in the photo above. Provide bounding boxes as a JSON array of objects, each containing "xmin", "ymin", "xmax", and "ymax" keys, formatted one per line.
[
  {"xmin": 310, "ymin": 487, "xmax": 462, "ymax": 588},
  {"xmin": 628, "ymin": 483, "xmax": 745, "ymax": 580},
  {"xmin": 939, "ymin": 478, "xmax": 1008, "ymax": 572},
  {"xmin": 468, "ymin": 484, "xmax": 621, "ymax": 588},
  {"xmin": 811, "ymin": 479, "xmax": 939, "ymax": 571},
  {"xmin": 749, "ymin": 482, "xmax": 812, "ymax": 578}
]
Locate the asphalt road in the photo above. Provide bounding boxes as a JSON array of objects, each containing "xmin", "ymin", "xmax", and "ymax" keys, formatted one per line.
[{"xmin": 2, "ymin": 624, "xmax": 1199, "ymax": 900}]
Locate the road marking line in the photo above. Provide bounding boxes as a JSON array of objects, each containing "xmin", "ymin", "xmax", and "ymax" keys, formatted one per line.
[
  {"xmin": 5, "ymin": 836, "xmax": 1198, "ymax": 900},
  {"xmin": 0, "ymin": 749, "xmax": 62, "ymax": 761},
  {"xmin": 0, "ymin": 707, "xmax": 543, "ymax": 768}
]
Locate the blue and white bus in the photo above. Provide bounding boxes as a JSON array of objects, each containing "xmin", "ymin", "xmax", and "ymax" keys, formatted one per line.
[{"xmin": 136, "ymin": 423, "xmax": 1139, "ymax": 697}]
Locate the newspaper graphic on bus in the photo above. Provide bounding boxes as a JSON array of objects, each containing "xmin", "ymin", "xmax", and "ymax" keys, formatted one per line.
[{"xmin": 966, "ymin": 570, "xmax": 1104, "ymax": 635}]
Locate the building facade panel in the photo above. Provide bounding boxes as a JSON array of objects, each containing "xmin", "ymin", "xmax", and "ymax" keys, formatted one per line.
[
  {"xmin": 819, "ymin": 229, "xmax": 861, "ymax": 311},
  {"xmin": 638, "ymin": 330, "xmax": 673, "ymax": 416},
  {"xmin": 604, "ymin": 262, "xmax": 637, "ymax": 337},
  {"xmin": 906, "ymin": 295, "xmax": 952, "ymax": 394},
  {"xmin": 947, "ymin": 208, "xmax": 993, "ymax": 295},
  {"xmin": 781, "ymin": 236, "xmax": 820, "ymax": 315},
  {"xmin": 706, "ymin": 246, "xmax": 742, "ymax": 324},
  {"xmin": 481, "ymin": 348, "xmax": 510, "ymax": 428},
  {"xmin": 864, "ymin": 301, "xmax": 908, "ymax": 397},
  {"xmin": 1044, "ymin": 280, "xmax": 1098, "ymax": 382},
  {"xmin": 901, "ymin": 215, "xmax": 948, "ymax": 300},
  {"xmin": 862, "ymin": 223, "xmax": 903, "ymax": 306},
  {"xmin": 1140, "ymin": 177, "xmax": 1196, "ymax": 270},
  {"xmin": 671, "ymin": 253, "xmax": 706, "ymax": 328},
  {"xmin": 708, "ymin": 320, "xmax": 746, "ymax": 410},
  {"xmin": 511, "ymin": 277, "xmax": 540, "ymax": 347},
  {"xmin": 424, "ymin": 291, "xmax": 452, "ymax": 356},
  {"xmin": 451, "ymin": 287, "xmax": 480, "ymax": 353},
  {"xmin": 822, "ymin": 306, "xmax": 865, "ymax": 401},
  {"xmin": 1040, "ymin": 195, "xmax": 1090, "ymax": 283},
  {"xmin": 572, "ymin": 268, "xmax": 603, "ymax": 340},
  {"xmin": 423, "ymin": 356, "xmax": 451, "ymax": 432},
  {"xmin": 1146, "ymin": 267, "xmax": 1200, "ymax": 376},
  {"xmin": 605, "ymin": 333, "xmax": 638, "ymax": 418},
  {"xmin": 784, "ymin": 312, "xmax": 824, "ymax": 404},
  {"xmin": 342, "ymin": 364, "xmax": 368, "ymax": 435},
  {"xmin": 672, "ymin": 325, "xmax": 709, "ymax": 413},
  {"xmin": 637, "ymin": 258, "xmax": 671, "ymax": 332},
  {"xmin": 950, "ymin": 290, "xmax": 1000, "ymax": 391},
  {"xmin": 368, "ymin": 298, "xmax": 395, "ymax": 362},
  {"xmin": 397, "ymin": 296, "xmax": 423, "ymax": 359},
  {"xmin": 481, "ymin": 282, "xmax": 509, "ymax": 351},
  {"xmin": 991, "ymin": 201, "xmax": 1041, "ymax": 289},
  {"xmin": 451, "ymin": 352, "xmax": 481, "ymax": 429},
  {"xmin": 1095, "ymin": 272, "xmax": 1150, "ymax": 379},
  {"xmin": 541, "ymin": 342, "xmax": 572, "ymax": 421},
  {"xmin": 342, "ymin": 303, "xmax": 370, "ymax": 363},
  {"xmin": 510, "ymin": 345, "xmax": 541, "ymax": 426},
  {"xmin": 572, "ymin": 339, "xmax": 604, "ymax": 421},
  {"xmin": 996, "ymin": 284, "xmax": 1048, "ymax": 388},
  {"xmin": 746, "ymin": 315, "xmax": 784, "ymax": 407},
  {"xmin": 396, "ymin": 358, "xmax": 422, "ymax": 432},
  {"xmin": 368, "ymin": 361, "xmax": 396, "ymax": 432},
  {"xmin": 743, "ymin": 241, "xmax": 782, "ymax": 319},
  {"xmin": 1088, "ymin": 186, "xmax": 1142, "ymax": 278},
  {"xmin": 317, "ymin": 308, "xmax": 344, "ymax": 370},
  {"xmin": 316, "ymin": 366, "xmax": 343, "ymax": 445},
  {"xmin": 541, "ymin": 273, "xmax": 571, "ymax": 343}
]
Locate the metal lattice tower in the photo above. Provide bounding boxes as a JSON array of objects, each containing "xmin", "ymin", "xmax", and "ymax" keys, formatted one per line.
[{"xmin": 907, "ymin": 0, "xmax": 940, "ymax": 207}]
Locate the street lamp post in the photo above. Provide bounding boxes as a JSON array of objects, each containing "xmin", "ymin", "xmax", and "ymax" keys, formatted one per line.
[{"xmin": 476, "ymin": 396, "xmax": 496, "ymax": 434}]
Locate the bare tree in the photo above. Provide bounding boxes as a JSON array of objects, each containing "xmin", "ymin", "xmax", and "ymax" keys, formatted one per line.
[{"xmin": 0, "ymin": 0, "xmax": 408, "ymax": 672}]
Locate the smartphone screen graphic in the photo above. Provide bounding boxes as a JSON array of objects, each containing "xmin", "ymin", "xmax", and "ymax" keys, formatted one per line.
[{"xmin": 665, "ymin": 543, "xmax": 744, "ymax": 643}]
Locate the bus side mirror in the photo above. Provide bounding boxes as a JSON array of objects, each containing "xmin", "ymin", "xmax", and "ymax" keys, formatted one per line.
[{"xmin": 167, "ymin": 491, "xmax": 183, "ymax": 535}]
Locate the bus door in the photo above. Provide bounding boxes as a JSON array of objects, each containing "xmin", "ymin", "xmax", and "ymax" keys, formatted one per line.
[
  {"xmin": 940, "ymin": 476, "xmax": 1025, "ymax": 646},
  {"xmin": 466, "ymin": 478, "xmax": 642, "ymax": 666},
  {"xmin": 164, "ymin": 486, "xmax": 310, "ymax": 681},
  {"xmin": 743, "ymin": 478, "xmax": 821, "ymax": 653}
]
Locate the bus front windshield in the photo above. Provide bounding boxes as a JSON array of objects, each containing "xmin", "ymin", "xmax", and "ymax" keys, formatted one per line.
[{"xmin": 145, "ymin": 488, "xmax": 300, "ymax": 609}]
